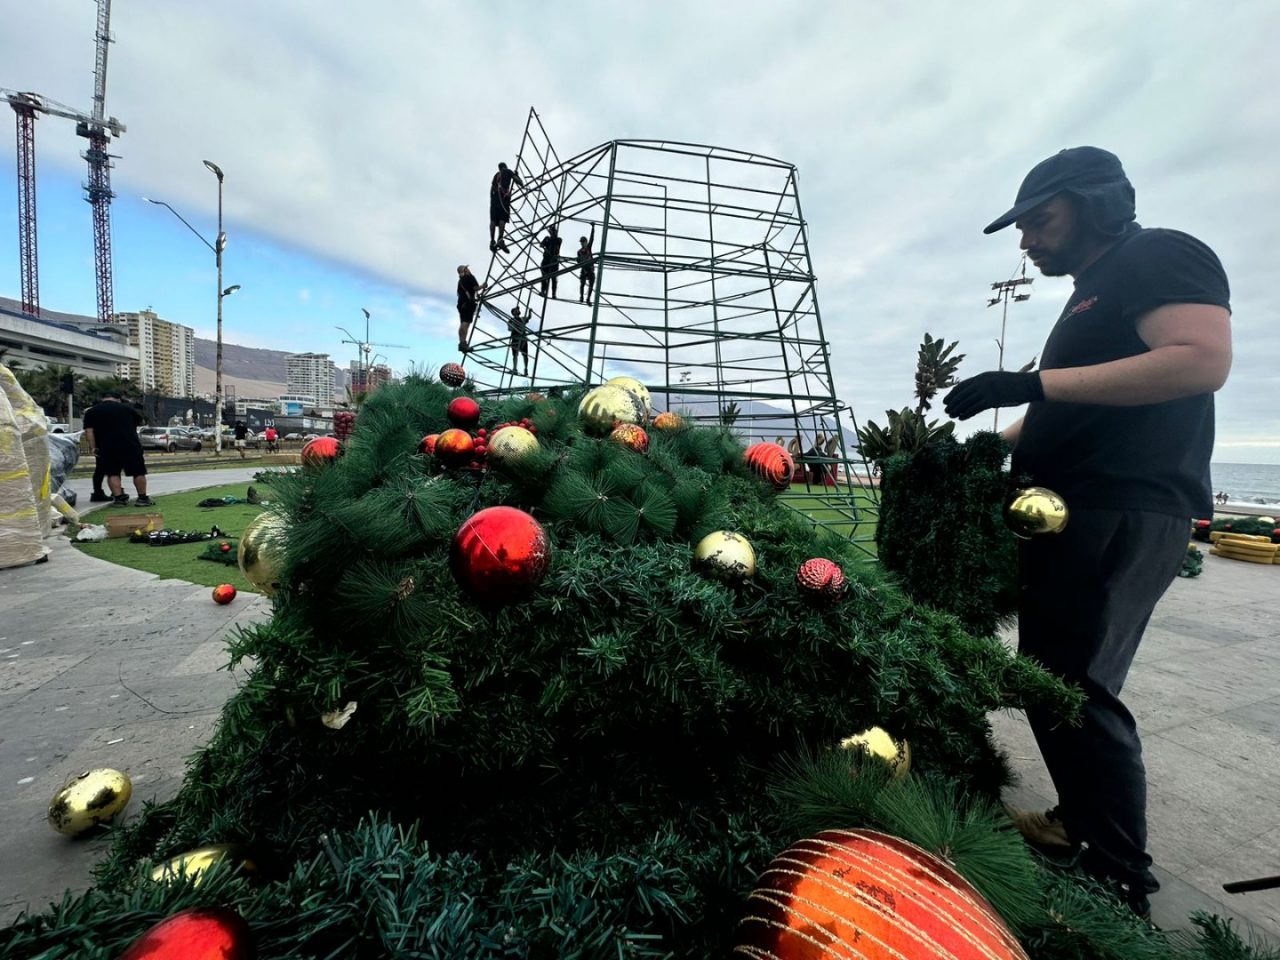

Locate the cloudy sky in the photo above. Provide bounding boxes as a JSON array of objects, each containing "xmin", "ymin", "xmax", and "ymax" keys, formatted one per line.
[{"xmin": 2, "ymin": 1, "xmax": 1277, "ymax": 462}]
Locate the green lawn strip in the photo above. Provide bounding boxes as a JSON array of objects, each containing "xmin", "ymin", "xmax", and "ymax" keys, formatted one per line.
[
  {"xmin": 74, "ymin": 482, "xmax": 265, "ymax": 592},
  {"xmin": 781, "ymin": 487, "xmax": 879, "ymax": 554},
  {"xmin": 70, "ymin": 456, "xmax": 269, "ymax": 477}
]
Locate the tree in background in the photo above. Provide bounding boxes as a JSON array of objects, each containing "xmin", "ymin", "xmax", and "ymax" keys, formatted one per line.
[{"xmin": 719, "ymin": 398, "xmax": 741, "ymax": 427}]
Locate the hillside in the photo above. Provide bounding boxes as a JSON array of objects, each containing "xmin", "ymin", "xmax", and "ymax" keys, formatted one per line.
[{"xmin": 194, "ymin": 337, "xmax": 346, "ymax": 400}]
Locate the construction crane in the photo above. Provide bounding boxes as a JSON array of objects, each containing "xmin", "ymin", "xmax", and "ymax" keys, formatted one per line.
[
  {"xmin": 336, "ymin": 308, "xmax": 408, "ymax": 394},
  {"xmin": 1, "ymin": 0, "xmax": 123, "ymax": 321}
]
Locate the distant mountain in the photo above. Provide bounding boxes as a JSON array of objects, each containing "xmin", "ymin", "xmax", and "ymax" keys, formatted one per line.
[
  {"xmin": 194, "ymin": 338, "xmax": 346, "ymax": 396},
  {"xmin": 650, "ymin": 390, "xmax": 859, "ymax": 451}
]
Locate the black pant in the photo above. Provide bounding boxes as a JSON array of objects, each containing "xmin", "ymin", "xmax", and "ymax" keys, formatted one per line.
[
  {"xmin": 1018, "ymin": 507, "xmax": 1189, "ymax": 887},
  {"xmin": 93, "ymin": 455, "xmax": 108, "ymax": 495},
  {"xmin": 540, "ymin": 260, "xmax": 557, "ymax": 297}
]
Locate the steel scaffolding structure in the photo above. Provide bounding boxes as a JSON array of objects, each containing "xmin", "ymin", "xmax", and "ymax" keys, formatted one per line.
[{"xmin": 464, "ymin": 109, "xmax": 879, "ymax": 550}]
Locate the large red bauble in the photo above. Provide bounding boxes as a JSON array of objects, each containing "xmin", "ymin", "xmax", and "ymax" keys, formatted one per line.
[
  {"xmin": 744, "ymin": 442, "xmax": 795, "ymax": 491},
  {"xmin": 450, "ymin": 506, "xmax": 551, "ymax": 600},
  {"xmin": 736, "ymin": 828, "xmax": 1028, "ymax": 960},
  {"xmin": 119, "ymin": 906, "xmax": 255, "ymax": 960},
  {"xmin": 212, "ymin": 583, "xmax": 237, "ymax": 605},
  {"xmin": 447, "ymin": 396, "xmax": 481, "ymax": 430},
  {"xmin": 418, "ymin": 433, "xmax": 440, "ymax": 456},
  {"xmin": 301, "ymin": 436, "xmax": 341, "ymax": 466},
  {"xmin": 435, "ymin": 429, "xmax": 475, "ymax": 467},
  {"xmin": 440, "ymin": 362, "xmax": 467, "ymax": 387},
  {"xmin": 796, "ymin": 558, "xmax": 846, "ymax": 602},
  {"xmin": 610, "ymin": 423, "xmax": 649, "ymax": 454}
]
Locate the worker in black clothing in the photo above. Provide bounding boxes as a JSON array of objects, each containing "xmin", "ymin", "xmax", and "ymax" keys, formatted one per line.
[
  {"xmin": 577, "ymin": 225, "xmax": 596, "ymax": 303},
  {"xmin": 946, "ymin": 146, "xmax": 1233, "ymax": 919},
  {"xmin": 456, "ymin": 265, "xmax": 485, "ymax": 352},
  {"xmin": 539, "ymin": 224, "xmax": 562, "ymax": 299},
  {"xmin": 233, "ymin": 420, "xmax": 249, "ymax": 460},
  {"xmin": 507, "ymin": 306, "xmax": 530, "ymax": 377},
  {"xmin": 490, "ymin": 162, "xmax": 523, "ymax": 253},
  {"xmin": 83, "ymin": 393, "xmax": 152, "ymax": 507}
]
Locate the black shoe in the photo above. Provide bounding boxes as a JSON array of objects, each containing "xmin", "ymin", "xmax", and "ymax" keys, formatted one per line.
[
  {"xmin": 134, "ymin": 495, "xmax": 156, "ymax": 507},
  {"xmin": 89, "ymin": 491, "xmax": 111, "ymax": 503},
  {"xmin": 489, "ymin": 241, "xmax": 497, "ymax": 252},
  {"xmin": 110, "ymin": 494, "xmax": 130, "ymax": 507},
  {"xmin": 499, "ymin": 243, "xmax": 509, "ymax": 253}
]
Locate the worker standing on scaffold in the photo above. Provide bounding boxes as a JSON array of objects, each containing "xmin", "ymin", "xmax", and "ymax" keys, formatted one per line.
[
  {"xmin": 490, "ymin": 162, "xmax": 522, "ymax": 253},
  {"xmin": 456, "ymin": 265, "xmax": 485, "ymax": 353},
  {"xmin": 539, "ymin": 224, "xmax": 563, "ymax": 299},
  {"xmin": 577, "ymin": 225, "xmax": 596, "ymax": 303},
  {"xmin": 507, "ymin": 306, "xmax": 530, "ymax": 377}
]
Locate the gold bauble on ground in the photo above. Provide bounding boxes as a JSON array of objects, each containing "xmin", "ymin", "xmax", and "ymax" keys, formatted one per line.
[
  {"xmin": 605, "ymin": 376, "xmax": 652, "ymax": 419},
  {"xmin": 237, "ymin": 511, "xmax": 289, "ymax": 596},
  {"xmin": 578, "ymin": 384, "xmax": 646, "ymax": 435},
  {"xmin": 487, "ymin": 426, "xmax": 540, "ymax": 466},
  {"xmin": 1003, "ymin": 485, "xmax": 1069, "ymax": 539},
  {"xmin": 839, "ymin": 726, "xmax": 911, "ymax": 780},
  {"xmin": 150, "ymin": 843, "xmax": 260, "ymax": 886},
  {"xmin": 692, "ymin": 530, "xmax": 757, "ymax": 581},
  {"xmin": 48, "ymin": 768, "xmax": 132, "ymax": 835}
]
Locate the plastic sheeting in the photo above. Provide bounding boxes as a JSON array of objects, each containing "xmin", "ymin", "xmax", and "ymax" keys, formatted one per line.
[{"xmin": 0, "ymin": 365, "xmax": 47, "ymax": 569}]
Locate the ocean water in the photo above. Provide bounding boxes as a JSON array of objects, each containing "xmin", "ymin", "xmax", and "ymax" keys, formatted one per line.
[{"xmin": 1210, "ymin": 462, "xmax": 1280, "ymax": 507}]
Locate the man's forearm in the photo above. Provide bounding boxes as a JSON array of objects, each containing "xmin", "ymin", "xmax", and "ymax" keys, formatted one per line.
[
  {"xmin": 85, "ymin": 428, "xmax": 96, "ymax": 451},
  {"xmin": 1039, "ymin": 345, "xmax": 1228, "ymax": 406},
  {"xmin": 1000, "ymin": 416, "xmax": 1023, "ymax": 446}
]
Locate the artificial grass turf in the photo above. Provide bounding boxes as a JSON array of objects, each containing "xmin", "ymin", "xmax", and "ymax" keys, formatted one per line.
[
  {"xmin": 73, "ymin": 482, "xmax": 266, "ymax": 592},
  {"xmin": 780, "ymin": 485, "xmax": 879, "ymax": 552}
]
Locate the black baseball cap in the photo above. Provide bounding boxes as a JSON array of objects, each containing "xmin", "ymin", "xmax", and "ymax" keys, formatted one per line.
[{"xmin": 983, "ymin": 146, "xmax": 1131, "ymax": 234}]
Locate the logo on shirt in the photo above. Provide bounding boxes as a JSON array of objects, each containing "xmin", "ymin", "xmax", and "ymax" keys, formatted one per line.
[{"xmin": 1068, "ymin": 295, "xmax": 1098, "ymax": 315}]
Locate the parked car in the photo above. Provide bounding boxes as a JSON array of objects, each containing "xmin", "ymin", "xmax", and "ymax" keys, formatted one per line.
[
  {"xmin": 137, "ymin": 426, "xmax": 202, "ymax": 452},
  {"xmin": 284, "ymin": 432, "xmax": 302, "ymax": 441},
  {"xmin": 47, "ymin": 421, "xmax": 71, "ymax": 434}
]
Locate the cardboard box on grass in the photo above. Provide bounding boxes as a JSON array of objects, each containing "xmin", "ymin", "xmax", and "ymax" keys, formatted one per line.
[{"xmin": 103, "ymin": 512, "xmax": 165, "ymax": 539}]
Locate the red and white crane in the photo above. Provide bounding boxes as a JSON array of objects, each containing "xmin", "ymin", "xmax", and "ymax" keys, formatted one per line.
[{"xmin": 2, "ymin": 0, "xmax": 125, "ymax": 321}]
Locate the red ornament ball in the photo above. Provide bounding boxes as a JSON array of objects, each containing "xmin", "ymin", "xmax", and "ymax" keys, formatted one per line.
[
  {"xmin": 419, "ymin": 433, "xmax": 440, "ymax": 456},
  {"xmin": 219, "ymin": 541, "xmax": 232, "ymax": 553},
  {"xmin": 119, "ymin": 906, "xmax": 254, "ymax": 960},
  {"xmin": 1194, "ymin": 519, "xmax": 1212, "ymax": 528},
  {"xmin": 450, "ymin": 506, "xmax": 551, "ymax": 601},
  {"xmin": 736, "ymin": 829, "xmax": 1028, "ymax": 960},
  {"xmin": 744, "ymin": 442, "xmax": 795, "ymax": 491},
  {"xmin": 434, "ymin": 428, "xmax": 475, "ymax": 467},
  {"xmin": 212, "ymin": 583, "xmax": 237, "ymax": 605},
  {"xmin": 439, "ymin": 362, "xmax": 467, "ymax": 387},
  {"xmin": 301, "ymin": 436, "xmax": 341, "ymax": 467},
  {"xmin": 610, "ymin": 423, "xmax": 649, "ymax": 454},
  {"xmin": 796, "ymin": 558, "xmax": 847, "ymax": 602},
  {"xmin": 447, "ymin": 396, "xmax": 481, "ymax": 430}
]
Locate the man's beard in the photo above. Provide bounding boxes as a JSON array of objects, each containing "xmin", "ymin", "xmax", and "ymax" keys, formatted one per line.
[{"xmin": 1030, "ymin": 229, "xmax": 1092, "ymax": 277}]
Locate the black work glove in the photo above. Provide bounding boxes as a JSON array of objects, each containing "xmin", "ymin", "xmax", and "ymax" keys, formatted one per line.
[{"xmin": 943, "ymin": 371, "xmax": 1044, "ymax": 421}]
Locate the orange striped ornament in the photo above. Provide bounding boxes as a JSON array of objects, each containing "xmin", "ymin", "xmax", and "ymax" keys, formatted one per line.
[
  {"xmin": 735, "ymin": 828, "xmax": 1028, "ymax": 960},
  {"xmin": 744, "ymin": 442, "xmax": 795, "ymax": 491}
]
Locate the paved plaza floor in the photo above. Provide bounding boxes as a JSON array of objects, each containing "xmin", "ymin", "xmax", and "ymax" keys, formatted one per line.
[{"xmin": 0, "ymin": 470, "xmax": 1276, "ymax": 942}]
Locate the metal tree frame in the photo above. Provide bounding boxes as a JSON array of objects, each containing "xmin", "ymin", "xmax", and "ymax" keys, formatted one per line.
[{"xmin": 464, "ymin": 109, "xmax": 879, "ymax": 552}]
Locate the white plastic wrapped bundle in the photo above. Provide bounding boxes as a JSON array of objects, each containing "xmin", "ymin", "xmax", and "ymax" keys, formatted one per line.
[
  {"xmin": 0, "ymin": 365, "xmax": 53, "ymax": 537},
  {"xmin": 0, "ymin": 366, "xmax": 46, "ymax": 568}
]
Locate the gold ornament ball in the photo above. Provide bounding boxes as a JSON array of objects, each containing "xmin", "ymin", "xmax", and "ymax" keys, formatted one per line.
[
  {"xmin": 1003, "ymin": 486, "xmax": 1069, "ymax": 539},
  {"xmin": 605, "ymin": 375, "xmax": 652, "ymax": 419},
  {"xmin": 839, "ymin": 726, "xmax": 911, "ymax": 780},
  {"xmin": 578, "ymin": 384, "xmax": 646, "ymax": 435},
  {"xmin": 238, "ymin": 512, "xmax": 289, "ymax": 596},
  {"xmin": 150, "ymin": 843, "xmax": 260, "ymax": 886},
  {"xmin": 48, "ymin": 768, "xmax": 132, "ymax": 836},
  {"xmin": 487, "ymin": 426, "xmax": 539, "ymax": 466},
  {"xmin": 692, "ymin": 530, "xmax": 757, "ymax": 581},
  {"xmin": 652, "ymin": 411, "xmax": 683, "ymax": 431}
]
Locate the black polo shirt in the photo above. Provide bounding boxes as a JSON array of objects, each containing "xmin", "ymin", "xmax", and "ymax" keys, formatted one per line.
[{"xmin": 1012, "ymin": 227, "xmax": 1230, "ymax": 520}]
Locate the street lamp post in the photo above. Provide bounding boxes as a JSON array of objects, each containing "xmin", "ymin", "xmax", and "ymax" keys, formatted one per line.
[{"xmin": 143, "ymin": 160, "xmax": 235, "ymax": 454}]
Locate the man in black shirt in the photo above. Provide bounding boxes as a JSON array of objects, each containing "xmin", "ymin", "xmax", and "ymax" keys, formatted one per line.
[
  {"xmin": 490, "ymin": 162, "xmax": 522, "ymax": 253},
  {"xmin": 456, "ymin": 265, "xmax": 485, "ymax": 353},
  {"xmin": 507, "ymin": 306, "xmax": 530, "ymax": 377},
  {"xmin": 577, "ymin": 225, "xmax": 596, "ymax": 303},
  {"xmin": 83, "ymin": 393, "xmax": 153, "ymax": 507},
  {"xmin": 233, "ymin": 420, "xmax": 249, "ymax": 460},
  {"xmin": 945, "ymin": 147, "xmax": 1232, "ymax": 916},
  {"xmin": 539, "ymin": 225, "xmax": 562, "ymax": 299}
]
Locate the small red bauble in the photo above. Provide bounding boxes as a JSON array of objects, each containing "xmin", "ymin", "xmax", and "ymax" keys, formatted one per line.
[
  {"xmin": 447, "ymin": 396, "xmax": 481, "ymax": 430},
  {"xmin": 219, "ymin": 541, "xmax": 232, "ymax": 553},
  {"xmin": 434, "ymin": 428, "xmax": 475, "ymax": 467},
  {"xmin": 119, "ymin": 906, "xmax": 254, "ymax": 960},
  {"xmin": 439, "ymin": 362, "xmax": 467, "ymax": 387},
  {"xmin": 1195, "ymin": 519, "xmax": 1212, "ymax": 528},
  {"xmin": 736, "ymin": 829, "xmax": 1028, "ymax": 960},
  {"xmin": 419, "ymin": 433, "xmax": 440, "ymax": 455},
  {"xmin": 610, "ymin": 423, "xmax": 649, "ymax": 454},
  {"xmin": 301, "ymin": 436, "xmax": 341, "ymax": 466},
  {"xmin": 744, "ymin": 442, "xmax": 795, "ymax": 491},
  {"xmin": 796, "ymin": 558, "xmax": 847, "ymax": 602},
  {"xmin": 450, "ymin": 506, "xmax": 551, "ymax": 601},
  {"xmin": 212, "ymin": 583, "xmax": 237, "ymax": 605}
]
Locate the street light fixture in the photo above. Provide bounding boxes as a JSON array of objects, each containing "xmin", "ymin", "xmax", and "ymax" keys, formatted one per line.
[{"xmin": 141, "ymin": 160, "xmax": 232, "ymax": 453}]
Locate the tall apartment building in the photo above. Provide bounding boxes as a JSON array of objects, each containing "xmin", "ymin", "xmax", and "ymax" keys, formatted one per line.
[
  {"xmin": 349, "ymin": 360, "xmax": 392, "ymax": 394},
  {"xmin": 114, "ymin": 309, "xmax": 197, "ymax": 398},
  {"xmin": 286, "ymin": 353, "xmax": 336, "ymax": 405}
]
